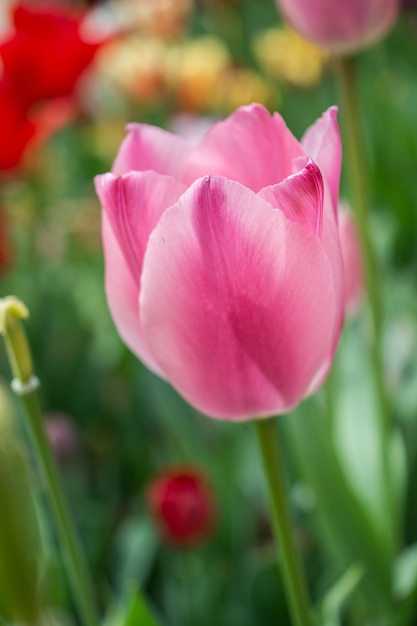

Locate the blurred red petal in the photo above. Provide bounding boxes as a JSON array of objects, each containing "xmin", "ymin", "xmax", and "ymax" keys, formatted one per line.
[
  {"xmin": 147, "ymin": 466, "xmax": 216, "ymax": 548},
  {"xmin": 0, "ymin": 2, "xmax": 106, "ymax": 106}
]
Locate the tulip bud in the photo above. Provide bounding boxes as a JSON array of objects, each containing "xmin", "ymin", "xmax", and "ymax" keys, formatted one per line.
[
  {"xmin": 147, "ymin": 467, "xmax": 216, "ymax": 548},
  {"xmin": 275, "ymin": 0, "xmax": 400, "ymax": 54},
  {"xmin": 338, "ymin": 203, "xmax": 364, "ymax": 317},
  {"xmin": 0, "ymin": 381, "xmax": 43, "ymax": 624},
  {"xmin": 0, "ymin": 296, "xmax": 33, "ymax": 383}
]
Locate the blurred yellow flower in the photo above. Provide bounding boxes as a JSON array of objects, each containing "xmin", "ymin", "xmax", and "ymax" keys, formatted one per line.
[
  {"xmin": 116, "ymin": 0, "xmax": 193, "ymax": 39},
  {"xmin": 97, "ymin": 36, "xmax": 169, "ymax": 104},
  {"xmin": 167, "ymin": 36, "xmax": 230, "ymax": 112},
  {"xmin": 214, "ymin": 67, "xmax": 276, "ymax": 113},
  {"xmin": 253, "ymin": 26, "xmax": 329, "ymax": 89}
]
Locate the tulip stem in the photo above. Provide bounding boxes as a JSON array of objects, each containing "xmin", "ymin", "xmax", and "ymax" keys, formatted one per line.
[
  {"xmin": 335, "ymin": 55, "xmax": 389, "ymax": 425},
  {"xmin": 20, "ymin": 392, "xmax": 99, "ymax": 626},
  {"xmin": 335, "ymin": 56, "xmax": 393, "ymax": 543},
  {"xmin": 0, "ymin": 298, "xmax": 99, "ymax": 626},
  {"xmin": 255, "ymin": 418, "xmax": 312, "ymax": 626}
]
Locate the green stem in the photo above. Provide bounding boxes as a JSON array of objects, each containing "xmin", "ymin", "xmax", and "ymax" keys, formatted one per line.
[
  {"xmin": 255, "ymin": 418, "xmax": 312, "ymax": 626},
  {"xmin": 335, "ymin": 56, "xmax": 394, "ymax": 549},
  {"xmin": 0, "ymin": 298, "xmax": 98, "ymax": 626},
  {"xmin": 335, "ymin": 56, "xmax": 389, "ymax": 428},
  {"xmin": 21, "ymin": 392, "xmax": 99, "ymax": 626}
]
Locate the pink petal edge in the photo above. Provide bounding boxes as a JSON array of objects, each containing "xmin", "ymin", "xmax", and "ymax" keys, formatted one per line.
[
  {"xmin": 259, "ymin": 159, "xmax": 324, "ymax": 237},
  {"xmin": 112, "ymin": 123, "xmax": 193, "ymax": 179},
  {"xmin": 302, "ymin": 106, "xmax": 341, "ymax": 216},
  {"xmin": 95, "ymin": 170, "xmax": 186, "ymax": 373},
  {"xmin": 183, "ymin": 103, "xmax": 305, "ymax": 191}
]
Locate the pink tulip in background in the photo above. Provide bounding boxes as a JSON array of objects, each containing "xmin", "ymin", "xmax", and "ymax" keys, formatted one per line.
[
  {"xmin": 339, "ymin": 203, "xmax": 364, "ymax": 316},
  {"xmin": 275, "ymin": 0, "xmax": 400, "ymax": 54},
  {"xmin": 95, "ymin": 104, "xmax": 345, "ymax": 420}
]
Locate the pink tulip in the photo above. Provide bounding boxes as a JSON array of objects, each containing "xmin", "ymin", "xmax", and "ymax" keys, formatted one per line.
[
  {"xmin": 275, "ymin": 0, "xmax": 400, "ymax": 54},
  {"xmin": 339, "ymin": 203, "xmax": 363, "ymax": 316},
  {"xmin": 95, "ymin": 104, "xmax": 345, "ymax": 421}
]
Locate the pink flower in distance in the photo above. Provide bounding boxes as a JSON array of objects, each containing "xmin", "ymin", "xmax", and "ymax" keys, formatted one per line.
[
  {"xmin": 275, "ymin": 0, "xmax": 399, "ymax": 54},
  {"xmin": 339, "ymin": 203, "xmax": 363, "ymax": 317},
  {"xmin": 95, "ymin": 104, "xmax": 345, "ymax": 421}
]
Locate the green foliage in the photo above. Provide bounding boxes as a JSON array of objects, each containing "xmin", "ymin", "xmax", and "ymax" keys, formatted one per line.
[{"xmin": 0, "ymin": 383, "xmax": 43, "ymax": 623}]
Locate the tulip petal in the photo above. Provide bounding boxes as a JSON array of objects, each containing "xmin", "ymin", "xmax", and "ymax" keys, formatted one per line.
[
  {"xmin": 113, "ymin": 123, "xmax": 193, "ymax": 178},
  {"xmin": 259, "ymin": 159, "xmax": 323, "ymax": 236},
  {"xmin": 301, "ymin": 108, "xmax": 345, "ymax": 374},
  {"xmin": 183, "ymin": 104, "xmax": 305, "ymax": 191},
  {"xmin": 96, "ymin": 171, "xmax": 186, "ymax": 283},
  {"xmin": 96, "ymin": 171, "xmax": 186, "ymax": 371},
  {"xmin": 101, "ymin": 213, "xmax": 161, "ymax": 372},
  {"xmin": 302, "ymin": 106, "xmax": 341, "ymax": 215},
  {"xmin": 140, "ymin": 176, "xmax": 342, "ymax": 420}
]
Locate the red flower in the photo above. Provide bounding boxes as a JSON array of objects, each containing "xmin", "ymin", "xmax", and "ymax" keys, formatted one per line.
[
  {"xmin": 147, "ymin": 467, "xmax": 216, "ymax": 548},
  {"xmin": 0, "ymin": 2, "xmax": 103, "ymax": 107},
  {"xmin": 0, "ymin": 1, "xmax": 104, "ymax": 174},
  {"xmin": 0, "ymin": 79, "xmax": 35, "ymax": 172},
  {"xmin": 0, "ymin": 78, "xmax": 75, "ymax": 174}
]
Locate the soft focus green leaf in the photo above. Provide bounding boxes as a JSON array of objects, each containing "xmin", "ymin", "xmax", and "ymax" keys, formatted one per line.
[
  {"xmin": 316, "ymin": 563, "xmax": 365, "ymax": 626},
  {"xmin": 283, "ymin": 393, "xmax": 392, "ymax": 611},
  {"xmin": 112, "ymin": 517, "xmax": 158, "ymax": 593},
  {"xmin": 121, "ymin": 588, "xmax": 163, "ymax": 626},
  {"xmin": 332, "ymin": 326, "xmax": 401, "ymax": 551},
  {"xmin": 105, "ymin": 587, "xmax": 163, "ymax": 626},
  {"xmin": 394, "ymin": 543, "xmax": 417, "ymax": 600}
]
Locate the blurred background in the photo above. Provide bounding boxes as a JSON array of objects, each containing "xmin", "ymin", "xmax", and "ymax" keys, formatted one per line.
[{"xmin": 1, "ymin": 1, "xmax": 417, "ymax": 625}]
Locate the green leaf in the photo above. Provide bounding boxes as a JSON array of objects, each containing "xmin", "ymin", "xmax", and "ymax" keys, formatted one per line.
[
  {"xmin": 122, "ymin": 588, "xmax": 163, "ymax": 626},
  {"xmin": 316, "ymin": 563, "xmax": 365, "ymax": 626},
  {"xmin": 394, "ymin": 543, "xmax": 417, "ymax": 600},
  {"xmin": 331, "ymin": 326, "xmax": 401, "ymax": 552},
  {"xmin": 113, "ymin": 518, "xmax": 158, "ymax": 593},
  {"xmin": 283, "ymin": 350, "xmax": 393, "ymax": 614},
  {"xmin": 105, "ymin": 587, "xmax": 163, "ymax": 626}
]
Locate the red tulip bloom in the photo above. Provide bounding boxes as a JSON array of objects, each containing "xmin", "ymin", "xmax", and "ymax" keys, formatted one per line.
[
  {"xmin": 0, "ymin": 77, "xmax": 75, "ymax": 174},
  {"xmin": 0, "ymin": 2, "xmax": 103, "ymax": 107},
  {"xmin": 147, "ymin": 467, "xmax": 216, "ymax": 548},
  {"xmin": 0, "ymin": 79, "xmax": 35, "ymax": 172}
]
